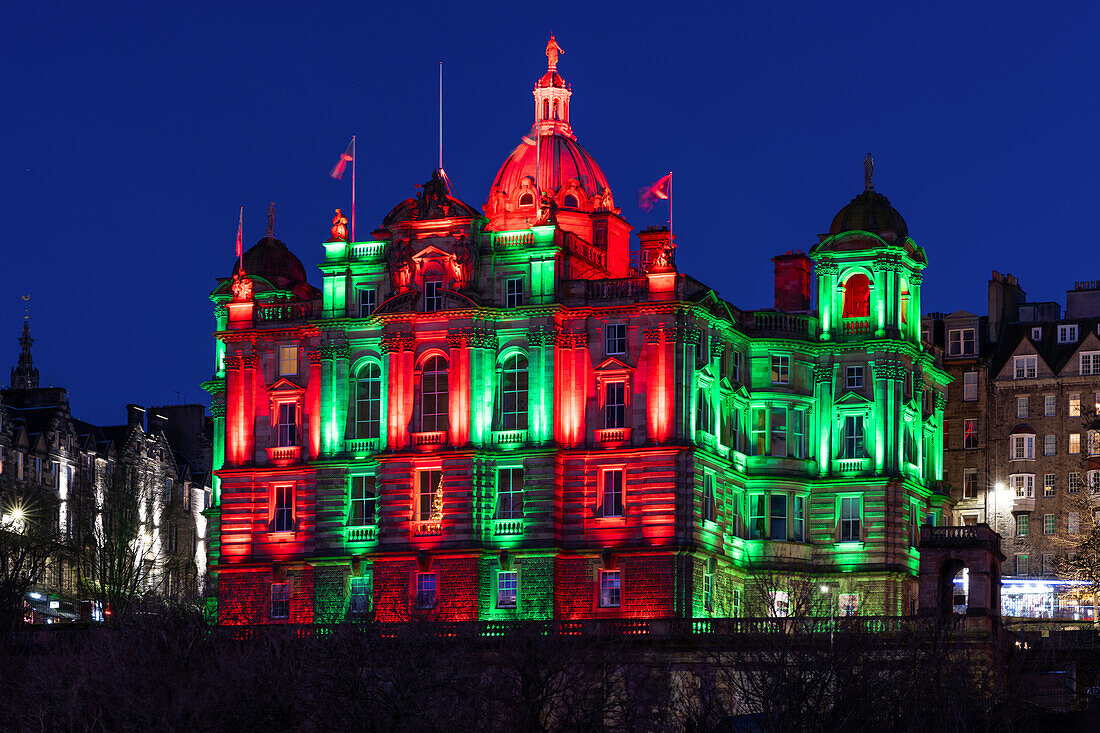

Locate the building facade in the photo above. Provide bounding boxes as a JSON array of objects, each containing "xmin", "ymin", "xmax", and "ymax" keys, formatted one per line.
[
  {"xmin": 206, "ymin": 40, "xmax": 952, "ymax": 625},
  {"xmin": 0, "ymin": 319, "xmax": 211, "ymax": 621},
  {"xmin": 928, "ymin": 276, "xmax": 1100, "ymax": 618}
]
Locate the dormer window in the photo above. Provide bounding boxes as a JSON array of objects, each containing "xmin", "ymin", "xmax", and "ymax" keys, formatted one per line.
[
  {"xmin": 948, "ymin": 328, "xmax": 976, "ymax": 356},
  {"xmin": 1031, "ymin": 327, "xmax": 1042, "ymax": 341},
  {"xmin": 1013, "ymin": 355, "xmax": 1037, "ymax": 379},
  {"xmin": 1058, "ymin": 324, "xmax": 1078, "ymax": 343}
]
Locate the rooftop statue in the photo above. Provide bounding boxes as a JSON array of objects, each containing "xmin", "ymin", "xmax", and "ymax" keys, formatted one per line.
[
  {"xmin": 546, "ymin": 35, "xmax": 563, "ymax": 71},
  {"xmin": 864, "ymin": 153, "xmax": 874, "ymax": 191},
  {"xmin": 329, "ymin": 208, "xmax": 349, "ymax": 242}
]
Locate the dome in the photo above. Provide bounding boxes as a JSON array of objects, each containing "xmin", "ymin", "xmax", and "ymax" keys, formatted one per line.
[
  {"xmin": 232, "ymin": 236, "xmax": 309, "ymax": 292},
  {"xmin": 491, "ymin": 132, "xmax": 611, "ymax": 199},
  {"xmin": 829, "ymin": 189, "xmax": 909, "ymax": 241}
]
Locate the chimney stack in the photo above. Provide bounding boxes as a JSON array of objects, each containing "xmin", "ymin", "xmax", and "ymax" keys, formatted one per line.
[
  {"xmin": 126, "ymin": 404, "xmax": 146, "ymax": 431},
  {"xmin": 772, "ymin": 251, "xmax": 812, "ymax": 312}
]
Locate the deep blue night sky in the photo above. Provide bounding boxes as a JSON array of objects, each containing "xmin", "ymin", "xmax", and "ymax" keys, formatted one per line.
[{"xmin": 3, "ymin": 2, "xmax": 1095, "ymax": 424}]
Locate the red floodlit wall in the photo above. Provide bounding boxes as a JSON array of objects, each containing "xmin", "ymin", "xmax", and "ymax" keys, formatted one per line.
[
  {"xmin": 373, "ymin": 557, "xmax": 479, "ymax": 622},
  {"xmin": 554, "ymin": 554, "xmax": 679, "ymax": 620}
]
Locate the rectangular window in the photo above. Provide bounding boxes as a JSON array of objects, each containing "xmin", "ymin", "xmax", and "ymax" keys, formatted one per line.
[
  {"xmin": 770, "ymin": 407, "xmax": 787, "ymax": 457},
  {"xmin": 497, "ymin": 468, "xmax": 524, "ymax": 520},
  {"xmin": 52, "ymin": 461, "xmax": 60, "ymax": 489},
  {"xmin": 963, "ymin": 469, "xmax": 978, "ymax": 499},
  {"xmin": 1043, "ymin": 554, "xmax": 1054, "ymax": 576},
  {"xmin": 505, "ymin": 278, "xmax": 524, "ymax": 308},
  {"xmin": 791, "ymin": 409, "xmax": 805, "ymax": 459},
  {"xmin": 846, "ymin": 365, "xmax": 864, "ymax": 389},
  {"xmin": 1089, "ymin": 470, "xmax": 1100, "ymax": 492},
  {"xmin": 497, "ymin": 571, "xmax": 518, "ymax": 609},
  {"xmin": 278, "ymin": 345, "xmax": 298, "ymax": 376},
  {"xmin": 16, "ymin": 452, "xmax": 23, "ymax": 481},
  {"xmin": 1031, "ymin": 327, "xmax": 1042, "ymax": 341},
  {"xmin": 1043, "ymin": 513, "xmax": 1055, "ymax": 535},
  {"xmin": 771, "ymin": 355, "xmax": 790, "ymax": 385},
  {"xmin": 1044, "ymin": 474, "xmax": 1056, "ymax": 497},
  {"xmin": 417, "ymin": 470, "xmax": 442, "ymax": 521},
  {"xmin": 1069, "ymin": 512, "xmax": 1081, "ymax": 534},
  {"xmin": 1017, "ymin": 396, "xmax": 1029, "ymax": 419},
  {"xmin": 270, "ymin": 583, "xmax": 290, "ymax": 619},
  {"xmin": 415, "ymin": 572, "xmax": 437, "ymax": 609},
  {"xmin": 1070, "ymin": 393, "xmax": 1082, "ymax": 417},
  {"xmin": 701, "ymin": 473, "xmax": 716, "ymax": 523},
  {"xmin": 1070, "ymin": 433, "xmax": 1081, "ymax": 455},
  {"xmin": 1016, "ymin": 514, "xmax": 1028, "ymax": 537},
  {"xmin": 1044, "ymin": 395, "xmax": 1056, "ymax": 416},
  {"xmin": 748, "ymin": 493, "xmax": 766, "ymax": 540},
  {"xmin": 963, "ymin": 372, "xmax": 978, "ymax": 401},
  {"xmin": 1070, "ymin": 472, "xmax": 1083, "ymax": 493},
  {"xmin": 1044, "ymin": 434, "xmax": 1056, "ymax": 456},
  {"xmin": 839, "ymin": 496, "xmax": 861, "ymax": 542},
  {"xmin": 948, "ymin": 328, "xmax": 976, "ymax": 356},
  {"xmin": 1015, "ymin": 554, "xmax": 1028, "ymax": 577},
  {"xmin": 349, "ymin": 476, "xmax": 376, "ymax": 526},
  {"xmin": 842, "ymin": 416, "xmax": 864, "ymax": 459},
  {"xmin": 605, "ymin": 324, "xmax": 627, "ymax": 355},
  {"xmin": 1014, "ymin": 355, "xmax": 1037, "ymax": 379},
  {"xmin": 601, "ymin": 469, "xmax": 624, "ymax": 518},
  {"xmin": 1010, "ymin": 434, "xmax": 1034, "ymax": 459},
  {"xmin": 1058, "ymin": 324, "xmax": 1079, "ymax": 343},
  {"xmin": 703, "ymin": 572, "xmax": 713, "ymax": 612},
  {"xmin": 358, "ymin": 287, "xmax": 377, "ymax": 317},
  {"xmin": 1090, "ymin": 432, "xmax": 1100, "ymax": 456},
  {"xmin": 910, "ymin": 501, "xmax": 922, "ymax": 548},
  {"xmin": 1010, "ymin": 474, "xmax": 1034, "ymax": 498},
  {"xmin": 604, "ymin": 382, "xmax": 626, "ymax": 429},
  {"xmin": 733, "ymin": 588, "xmax": 742, "ymax": 617},
  {"xmin": 731, "ymin": 351, "xmax": 742, "ymax": 383},
  {"xmin": 272, "ymin": 485, "xmax": 294, "ymax": 532},
  {"xmin": 424, "ymin": 280, "xmax": 442, "ymax": 312},
  {"xmin": 963, "ymin": 419, "xmax": 978, "ymax": 449},
  {"xmin": 350, "ymin": 576, "xmax": 372, "ymax": 614},
  {"xmin": 793, "ymin": 495, "xmax": 806, "ymax": 542},
  {"xmin": 751, "ymin": 408, "xmax": 767, "ymax": 456},
  {"xmin": 599, "ymin": 570, "xmax": 621, "ymax": 608},
  {"xmin": 35, "ymin": 457, "xmax": 42, "ymax": 484},
  {"xmin": 277, "ymin": 402, "xmax": 298, "ymax": 447},
  {"xmin": 769, "ymin": 494, "xmax": 787, "ymax": 541},
  {"xmin": 1081, "ymin": 351, "xmax": 1100, "ymax": 376}
]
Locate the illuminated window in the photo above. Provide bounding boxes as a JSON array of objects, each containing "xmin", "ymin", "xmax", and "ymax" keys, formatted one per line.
[
  {"xmin": 963, "ymin": 469, "xmax": 978, "ymax": 499},
  {"xmin": 420, "ymin": 356, "xmax": 448, "ymax": 432},
  {"xmin": 842, "ymin": 416, "xmax": 864, "ymax": 459},
  {"xmin": 272, "ymin": 484, "xmax": 294, "ymax": 532},
  {"xmin": 842, "ymin": 273, "xmax": 870, "ymax": 318},
  {"xmin": 599, "ymin": 570, "xmax": 620, "ymax": 608},
  {"xmin": 415, "ymin": 572, "xmax": 437, "ymax": 609},
  {"xmin": 417, "ymin": 470, "xmax": 442, "ymax": 521},
  {"xmin": 748, "ymin": 494, "xmax": 766, "ymax": 539},
  {"xmin": 1089, "ymin": 470, "xmax": 1100, "ymax": 492},
  {"xmin": 278, "ymin": 346, "xmax": 298, "ymax": 376},
  {"xmin": 277, "ymin": 403, "xmax": 298, "ymax": 447},
  {"xmin": 1044, "ymin": 513, "xmax": 1055, "ymax": 535},
  {"xmin": 600, "ymin": 469, "xmax": 624, "ymax": 517},
  {"xmin": 793, "ymin": 495, "xmax": 806, "ymax": 542},
  {"xmin": 701, "ymin": 473, "xmax": 716, "ymax": 523},
  {"xmin": 1070, "ymin": 433, "xmax": 1081, "ymax": 455},
  {"xmin": 605, "ymin": 324, "xmax": 627, "ymax": 355},
  {"xmin": 270, "ymin": 583, "xmax": 290, "ymax": 619},
  {"xmin": 350, "ymin": 576, "xmax": 372, "ymax": 614},
  {"xmin": 1089, "ymin": 431, "xmax": 1100, "ymax": 456},
  {"xmin": 947, "ymin": 328, "xmax": 976, "ymax": 356},
  {"xmin": 791, "ymin": 409, "xmax": 806, "ymax": 459},
  {"xmin": 424, "ymin": 279, "xmax": 442, "ymax": 312},
  {"xmin": 1044, "ymin": 474, "xmax": 1056, "ymax": 497},
  {"xmin": 349, "ymin": 476, "xmax": 376, "ymax": 526},
  {"xmin": 355, "ymin": 363, "xmax": 382, "ymax": 440},
  {"xmin": 845, "ymin": 365, "xmax": 864, "ymax": 389},
  {"xmin": 1010, "ymin": 474, "xmax": 1034, "ymax": 498},
  {"xmin": 733, "ymin": 588, "xmax": 742, "ymax": 617},
  {"xmin": 497, "ymin": 571, "xmax": 518, "ymax": 609},
  {"xmin": 1015, "ymin": 554, "xmax": 1028, "ymax": 577},
  {"xmin": 1017, "ymin": 396, "xmax": 1028, "ymax": 419},
  {"xmin": 1069, "ymin": 512, "xmax": 1081, "ymax": 534},
  {"xmin": 1058, "ymin": 324, "xmax": 1078, "ymax": 343},
  {"xmin": 839, "ymin": 594, "xmax": 859, "ymax": 617},
  {"xmin": 963, "ymin": 419, "xmax": 978, "ymax": 449},
  {"xmin": 703, "ymin": 572, "xmax": 713, "ymax": 612},
  {"xmin": 769, "ymin": 494, "xmax": 787, "ymax": 540},
  {"xmin": 1070, "ymin": 472, "xmax": 1083, "ymax": 493},
  {"xmin": 500, "ymin": 354, "xmax": 529, "ymax": 431},
  {"xmin": 1081, "ymin": 351, "xmax": 1100, "ymax": 376},
  {"xmin": 1044, "ymin": 434, "xmax": 1056, "ymax": 455},
  {"xmin": 358, "ymin": 287, "xmax": 376, "ymax": 317},
  {"xmin": 496, "ymin": 468, "xmax": 523, "ymax": 520},
  {"xmin": 909, "ymin": 501, "xmax": 921, "ymax": 548},
  {"xmin": 1009, "ymin": 433, "xmax": 1033, "ymax": 459},
  {"xmin": 505, "ymin": 278, "xmax": 524, "ymax": 308},
  {"xmin": 770, "ymin": 590, "xmax": 790, "ymax": 618},
  {"xmin": 15, "ymin": 452, "xmax": 23, "ymax": 481},
  {"xmin": 771, "ymin": 355, "xmax": 790, "ymax": 385},
  {"xmin": 839, "ymin": 496, "xmax": 861, "ymax": 542},
  {"xmin": 751, "ymin": 408, "xmax": 766, "ymax": 456},
  {"xmin": 900, "ymin": 280, "xmax": 910, "ymax": 325},
  {"xmin": 1016, "ymin": 515, "xmax": 1028, "ymax": 537},
  {"xmin": 770, "ymin": 407, "xmax": 787, "ymax": 457},
  {"xmin": 604, "ymin": 382, "xmax": 625, "ymax": 429},
  {"xmin": 963, "ymin": 372, "xmax": 978, "ymax": 401},
  {"xmin": 1013, "ymin": 355, "xmax": 1037, "ymax": 379}
]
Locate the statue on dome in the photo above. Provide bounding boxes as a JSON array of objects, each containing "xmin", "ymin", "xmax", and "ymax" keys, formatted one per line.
[
  {"xmin": 864, "ymin": 153, "xmax": 874, "ymax": 190},
  {"xmin": 415, "ymin": 170, "xmax": 452, "ymax": 220},
  {"xmin": 266, "ymin": 201, "xmax": 276, "ymax": 237},
  {"xmin": 546, "ymin": 35, "xmax": 563, "ymax": 71},
  {"xmin": 231, "ymin": 271, "xmax": 254, "ymax": 301},
  {"xmin": 535, "ymin": 191, "xmax": 558, "ymax": 225},
  {"xmin": 329, "ymin": 208, "xmax": 349, "ymax": 242},
  {"xmin": 386, "ymin": 239, "xmax": 414, "ymax": 293},
  {"xmin": 450, "ymin": 235, "xmax": 477, "ymax": 290}
]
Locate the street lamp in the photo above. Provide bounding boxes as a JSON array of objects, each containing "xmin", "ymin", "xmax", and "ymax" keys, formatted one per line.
[{"xmin": 820, "ymin": 584, "xmax": 835, "ymax": 647}]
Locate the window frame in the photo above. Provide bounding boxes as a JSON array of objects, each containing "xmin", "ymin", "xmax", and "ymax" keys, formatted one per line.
[
  {"xmin": 962, "ymin": 372, "xmax": 978, "ymax": 401},
  {"xmin": 845, "ymin": 365, "xmax": 864, "ymax": 389},
  {"xmin": 1058, "ymin": 324, "xmax": 1079, "ymax": 343},
  {"xmin": 838, "ymin": 495, "xmax": 862, "ymax": 543},
  {"xmin": 496, "ymin": 467, "xmax": 524, "ymax": 521},
  {"xmin": 278, "ymin": 345, "xmax": 299, "ymax": 377},
  {"xmin": 599, "ymin": 467, "xmax": 625, "ymax": 518},
  {"xmin": 1081, "ymin": 351, "xmax": 1100, "ymax": 376},
  {"xmin": 354, "ymin": 362, "xmax": 383, "ymax": 440},
  {"xmin": 349, "ymin": 575, "xmax": 372, "ymax": 614},
  {"xmin": 963, "ymin": 468, "xmax": 978, "ymax": 499},
  {"xmin": 598, "ymin": 569, "xmax": 621, "ymax": 608},
  {"xmin": 1009, "ymin": 433, "xmax": 1034, "ymax": 460},
  {"xmin": 423, "ymin": 279, "xmax": 443, "ymax": 313},
  {"xmin": 420, "ymin": 355, "xmax": 449, "ymax": 433},
  {"xmin": 416, "ymin": 469, "xmax": 443, "ymax": 522},
  {"xmin": 948, "ymin": 328, "xmax": 976, "ymax": 356},
  {"xmin": 842, "ymin": 415, "xmax": 864, "ymax": 459},
  {"xmin": 500, "ymin": 353, "xmax": 529, "ymax": 431},
  {"xmin": 603, "ymin": 381, "xmax": 626, "ymax": 429},
  {"xmin": 358, "ymin": 287, "xmax": 377, "ymax": 318},
  {"xmin": 1016, "ymin": 395, "xmax": 1028, "ymax": 419},
  {"xmin": 604, "ymin": 324, "xmax": 627, "ymax": 356},
  {"xmin": 505, "ymin": 277, "xmax": 524, "ymax": 308},
  {"xmin": 496, "ymin": 569, "xmax": 518, "ymax": 609},
  {"xmin": 270, "ymin": 582, "xmax": 290, "ymax": 620},
  {"xmin": 271, "ymin": 484, "xmax": 295, "ymax": 533},
  {"xmin": 348, "ymin": 475, "xmax": 376, "ymax": 527},
  {"xmin": 771, "ymin": 355, "xmax": 790, "ymax": 385},
  {"xmin": 415, "ymin": 571, "xmax": 437, "ymax": 609},
  {"xmin": 1013, "ymin": 355, "xmax": 1037, "ymax": 379}
]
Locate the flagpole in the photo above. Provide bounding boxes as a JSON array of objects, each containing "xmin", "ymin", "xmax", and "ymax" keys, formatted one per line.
[
  {"xmin": 438, "ymin": 61, "xmax": 443, "ymax": 171},
  {"xmin": 238, "ymin": 206, "xmax": 244, "ymax": 274},
  {"xmin": 351, "ymin": 135, "xmax": 356, "ymax": 243},
  {"xmin": 668, "ymin": 171, "xmax": 673, "ymax": 239}
]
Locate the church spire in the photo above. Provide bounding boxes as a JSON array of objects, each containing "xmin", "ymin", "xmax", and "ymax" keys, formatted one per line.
[{"xmin": 11, "ymin": 318, "xmax": 40, "ymax": 390}]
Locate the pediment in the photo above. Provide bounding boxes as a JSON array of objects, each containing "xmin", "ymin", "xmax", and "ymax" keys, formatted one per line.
[
  {"xmin": 411, "ymin": 244, "xmax": 452, "ymax": 262},
  {"xmin": 268, "ymin": 378, "xmax": 306, "ymax": 396},
  {"xmin": 835, "ymin": 390, "xmax": 874, "ymax": 406},
  {"xmin": 593, "ymin": 356, "xmax": 634, "ymax": 373}
]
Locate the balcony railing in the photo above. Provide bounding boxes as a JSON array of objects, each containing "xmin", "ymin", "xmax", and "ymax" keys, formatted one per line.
[
  {"xmin": 752, "ymin": 311, "xmax": 813, "ymax": 336},
  {"xmin": 349, "ymin": 242, "xmax": 385, "ymax": 260},
  {"xmin": 410, "ymin": 431, "xmax": 446, "ymax": 450},
  {"xmin": 494, "ymin": 518, "xmax": 524, "ymax": 536},
  {"xmin": 837, "ymin": 317, "xmax": 873, "ymax": 340},
  {"xmin": 266, "ymin": 445, "xmax": 301, "ymax": 466},
  {"xmin": 585, "ymin": 278, "xmax": 648, "ymax": 302},
  {"xmin": 414, "ymin": 521, "xmax": 442, "ymax": 537},
  {"xmin": 345, "ymin": 438, "xmax": 379, "ymax": 454},
  {"xmin": 491, "ymin": 429, "xmax": 528, "ymax": 445},
  {"xmin": 255, "ymin": 302, "xmax": 313, "ymax": 322},
  {"xmin": 594, "ymin": 427, "xmax": 631, "ymax": 445},
  {"xmin": 346, "ymin": 525, "xmax": 378, "ymax": 543},
  {"xmin": 493, "ymin": 231, "xmax": 535, "ymax": 247},
  {"xmin": 835, "ymin": 457, "xmax": 867, "ymax": 474}
]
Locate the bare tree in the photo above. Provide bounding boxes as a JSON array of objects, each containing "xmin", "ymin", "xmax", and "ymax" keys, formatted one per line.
[{"xmin": 0, "ymin": 495, "xmax": 58, "ymax": 632}]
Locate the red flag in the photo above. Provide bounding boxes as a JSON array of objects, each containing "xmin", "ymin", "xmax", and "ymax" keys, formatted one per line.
[
  {"xmin": 638, "ymin": 172, "xmax": 672, "ymax": 212},
  {"xmin": 330, "ymin": 138, "xmax": 355, "ymax": 180},
  {"xmin": 235, "ymin": 207, "xmax": 243, "ymax": 258}
]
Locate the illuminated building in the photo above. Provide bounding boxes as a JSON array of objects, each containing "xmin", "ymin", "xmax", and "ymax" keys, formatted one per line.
[
  {"xmin": 206, "ymin": 40, "xmax": 952, "ymax": 625},
  {"xmin": 928, "ymin": 276, "xmax": 1100, "ymax": 618}
]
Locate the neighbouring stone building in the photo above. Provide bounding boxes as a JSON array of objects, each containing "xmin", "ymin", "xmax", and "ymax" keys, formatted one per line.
[
  {"xmin": 0, "ymin": 319, "xmax": 211, "ymax": 622},
  {"xmin": 927, "ymin": 276, "xmax": 1100, "ymax": 618}
]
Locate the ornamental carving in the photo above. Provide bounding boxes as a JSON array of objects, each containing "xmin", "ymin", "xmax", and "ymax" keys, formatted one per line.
[
  {"xmin": 214, "ymin": 305, "xmax": 228, "ymax": 320},
  {"xmin": 224, "ymin": 355, "xmax": 241, "ymax": 370},
  {"xmin": 643, "ymin": 327, "xmax": 663, "ymax": 344},
  {"xmin": 399, "ymin": 333, "xmax": 418, "ymax": 352},
  {"xmin": 813, "ymin": 366, "xmax": 833, "ymax": 384},
  {"xmin": 711, "ymin": 341, "xmax": 725, "ymax": 358},
  {"xmin": 872, "ymin": 362, "xmax": 906, "ymax": 380},
  {"xmin": 231, "ymin": 273, "xmax": 254, "ymax": 302},
  {"xmin": 449, "ymin": 235, "xmax": 478, "ymax": 290},
  {"xmin": 386, "ymin": 239, "xmax": 414, "ymax": 293},
  {"xmin": 670, "ymin": 326, "xmax": 702, "ymax": 347},
  {"xmin": 240, "ymin": 354, "xmax": 258, "ymax": 369},
  {"xmin": 307, "ymin": 349, "xmax": 324, "ymax": 364},
  {"xmin": 447, "ymin": 331, "xmax": 465, "ymax": 348},
  {"xmin": 816, "ymin": 261, "xmax": 839, "ymax": 276},
  {"xmin": 209, "ymin": 402, "xmax": 226, "ymax": 418},
  {"xmin": 380, "ymin": 333, "xmax": 401, "ymax": 354},
  {"xmin": 909, "ymin": 273, "xmax": 922, "ymax": 286},
  {"xmin": 553, "ymin": 328, "xmax": 588, "ymax": 349},
  {"xmin": 526, "ymin": 326, "xmax": 555, "ymax": 346},
  {"xmin": 447, "ymin": 327, "xmax": 498, "ymax": 349},
  {"xmin": 329, "ymin": 209, "xmax": 349, "ymax": 242},
  {"xmin": 934, "ymin": 393, "xmax": 947, "ymax": 411},
  {"xmin": 330, "ymin": 345, "xmax": 350, "ymax": 360}
]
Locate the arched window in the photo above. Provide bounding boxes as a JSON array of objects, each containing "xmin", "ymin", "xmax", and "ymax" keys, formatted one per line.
[
  {"xmin": 421, "ymin": 356, "xmax": 448, "ymax": 432},
  {"xmin": 697, "ymin": 389, "xmax": 711, "ymax": 434},
  {"xmin": 842, "ymin": 273, "xmax": 871, "ymax": 318},
  {"xmin": 552, "ymin": 100, "xmax": 559, "ymax": 120},
  {"xmin": 563, "ymin": 194, "xmax": 578, "ymax": 208},
  {"xmin": 542, "ymin": 99, "xmax": 550, "ymax": 120},
  {"xmin": 354, "ymin": 363, "xmax": 382, "ymax": 440},
  {"xmin": 519, "ymin": 193, "xmax": 534, "ymax": 206},
  {"xmin": 500, "ymin": 354, "xmax": 529, "ymax": 430}
]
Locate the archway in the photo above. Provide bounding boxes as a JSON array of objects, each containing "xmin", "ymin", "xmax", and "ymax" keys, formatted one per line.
[{"xmin": 842, "ymin": 273, "xmax": 871, "ymax": 318}]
